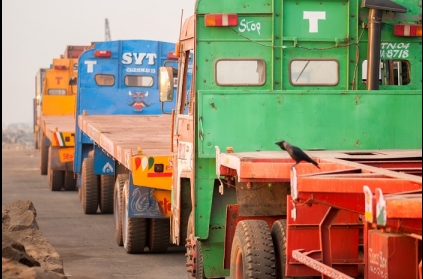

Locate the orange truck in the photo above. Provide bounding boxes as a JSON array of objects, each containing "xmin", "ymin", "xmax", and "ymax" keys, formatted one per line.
[{"xmin": 34, "ymin": 45, "xmax": 90, "ymax": 191}]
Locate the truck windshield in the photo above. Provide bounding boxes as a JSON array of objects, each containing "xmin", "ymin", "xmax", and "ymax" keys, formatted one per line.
[
  {"xmin": 290, "ymin": 60, "xmax": 339, "ymax": 86},
  {"xmin": 215, "ymin": 59, "xmax": 265, "ymax": 86},
  {"xmin": 362, "ymin": 59, "xmax": 411, "ymax": 86},
  {"xmin": 48, "ymin": 89, "xmax": 66, "ymax": 95},
  {"xmin": 124, "ymin": 75, "xmax": 154, "ymax": 87},
  {"xmin": 95, "ymin": 74, "xmax": 115, "ymax": 86}
]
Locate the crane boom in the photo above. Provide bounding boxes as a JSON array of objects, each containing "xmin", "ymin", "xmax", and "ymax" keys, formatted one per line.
[{"xmin": 105, "ymin": 18, "xmax": 111, "ymax": 41}]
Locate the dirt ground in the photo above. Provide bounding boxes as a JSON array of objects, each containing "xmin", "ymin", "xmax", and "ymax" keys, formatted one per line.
[{"xmin": 2, "ymin": 147, "xmax": 189, "ymax": 279}]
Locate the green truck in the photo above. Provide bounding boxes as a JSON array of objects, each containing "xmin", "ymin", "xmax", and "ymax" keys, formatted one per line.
[{"xmin": 159, "ymin": 0, "xmax": 422, "ymax": 278}]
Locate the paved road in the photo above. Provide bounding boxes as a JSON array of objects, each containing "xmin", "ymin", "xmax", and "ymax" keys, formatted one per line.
[{"xmin": 2, "ymin": 148, "xmax": 188, "ymax": 279}]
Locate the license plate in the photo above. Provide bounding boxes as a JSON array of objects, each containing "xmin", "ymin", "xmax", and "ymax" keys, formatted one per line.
[{"xmin": 59, "ymin": 148, "xmax": 74, "ymax": 163}]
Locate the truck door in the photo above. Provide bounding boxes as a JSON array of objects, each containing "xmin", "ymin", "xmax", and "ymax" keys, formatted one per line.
[{"xmin": 77, "ymin": 55, "xmax": 118, "ymax": 113}]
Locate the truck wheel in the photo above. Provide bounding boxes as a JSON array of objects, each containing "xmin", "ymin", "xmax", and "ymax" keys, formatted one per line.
[
  {"xmin": 122, "ymin": 182, "xmax": 147, "ymax": 254},
  {"xmin": 47, "ymin": 150, "xmax": 64, "ymax": 191},
  {"xmin": 64, "ymin": 171, "xmax": 77, "ymax": 191},
  {"xmin": 99, "ymin": 175, "xmax": 114, "ymax": 214},
  {"xmin": 148, "ymin": 218, "xmax": 169, "ymax": 253},
  {"xmin": 48, "ymin": 170, "xmax": 64, "ymax": 191},
  {"xmin": 114, "ymin": 174, "xmax": 128, "ymax": 246},
  {"xmin": 271, "ymin": 220, "xmax": 293, "ymax": 279},
  {"xmin": 230, "ymin": 220, "xmax": 276, "ymax": 279},
  {"xmin": 34, "ymin": 132, "xmax": 39, "ymax": 149},
  {"xmin": 81, "ymin": 157, "xmax": 98, "ymax": 214},
  {"xmin": 195, "ymin": 240, "xmax": 206, "ymax": 279},
  {"xmin": 48, "ymin": 168, "xmax": 64, "ymax": 191},
  {"xmin": 40, "ymin": 136, "xmax": 48, "ymax": 175},
  {"xmin": 78, "ymin": 174, "xmax": 83, "ymax": 202}
]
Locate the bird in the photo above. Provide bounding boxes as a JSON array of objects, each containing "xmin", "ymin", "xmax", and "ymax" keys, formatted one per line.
[{"xmin": 275, "ymin": 140, "xmax": 320, "ymax": 169}]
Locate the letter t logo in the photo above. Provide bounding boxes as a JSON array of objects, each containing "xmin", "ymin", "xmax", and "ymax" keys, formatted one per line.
[{"xmin": 303, "ymin": 11, "xmax": 326, "ymax": 33}]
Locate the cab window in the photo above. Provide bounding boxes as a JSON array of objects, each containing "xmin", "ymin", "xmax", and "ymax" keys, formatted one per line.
[
  {"xmin": 289, "ymin": 59, "xmax": 339, "ymax": 86},
  {"xmin": 48, "ymin": 89, "xmax": 66, "ymax": 95},
  {"xmin": 215, "ymin": 59, "xmax": 266, "ymax": 86},
  {"xmin": 362, "ymin": 60, "xmax": 411, "ymax": 85},
  {"xmin": 124, "ymin": 75, "xmax": 154, "ymax": 87},
  {"xmin": 95, "ymin": 74, "xmax": 115, "ymax": 86}
]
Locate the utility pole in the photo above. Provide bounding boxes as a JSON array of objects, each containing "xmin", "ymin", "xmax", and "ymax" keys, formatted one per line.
[{"xmin": 105, "ymin": 18, "xmax": 111, "ymax": 41}]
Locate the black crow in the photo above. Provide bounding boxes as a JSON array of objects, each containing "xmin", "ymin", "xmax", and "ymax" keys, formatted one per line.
[{"xmin": 275, "ymin": 140, "xmax": 320, "ymax": 169}]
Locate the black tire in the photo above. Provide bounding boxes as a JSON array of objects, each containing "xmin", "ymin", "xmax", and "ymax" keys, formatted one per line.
[
  {"xmin": 40, "ymin": 136, "xmax": 48, "ymax": 175},
  {"xmin": 148, "ymin": 218, "xmax": 170, "ymax": 253},
  {"xmin": 78, "ymin": 173, "xmax": 83, "ymax": 202},
  {"xmin": 122, "ymin": 184, "xmax": 147, "ymax": 254},
  {"xmin": 47, "ymin": 150, "xmax": 64, "ymax": 191},
  {"xmin": 271, "ymin": 220, "xmax": 291, "ymax": 279},
  {"xmin": 64, "ymin": 171, "xmax": 77, "ymax": 191},
  {"xmin": 230, "ymin": 220, "xmax": 276, "ymax": 279},
  {"xmin": 81, "ymin": 157, "xmax": 98, "ymax": 214},
  {"xmin": 114, "ymin": 174, "xmax": 128, "ymax": 246},
  {"xmin": 48, "ymin": 168, "xmax": 64, "ymax": 191},
  {"xmin": 34, "ymin": 132, "xmax": 39, "ymax": 150},
  {"xmin": 99, "ymin": 175, "xmax": 114, "ymax": 214}
]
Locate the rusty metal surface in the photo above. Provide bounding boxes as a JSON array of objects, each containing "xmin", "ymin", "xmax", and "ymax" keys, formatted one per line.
[
  {"xmin": 78, "ymin": 115, "xmax": 172, "ymax": 168},
  {"xmin": 286, "ymin": 198, "xmax": 362, "ymax": 277},
  {"xmin": 217, "ymin": 149, "xmax": 422, "ymax": 183},
  {"xmin": 292, "ymin": 249, "xmax": 355, "ymax": 279},
  {"xmin": 235, "ymin": 181, "xmax": 289, "ymax": 216},
  {"xmin": 367, "ymin": 230, "xmax": 419, "ymax": 279},
  {"xmin": 40, "ymin": 115, "xmax": 75, "ymax": 137},
  {"xmin": 368, "ymin": 189, "xmax": 423, "ymax": 235},
  {"xmin": 384, "ymin": 191, "xmax": 422, "ymax": 219}
]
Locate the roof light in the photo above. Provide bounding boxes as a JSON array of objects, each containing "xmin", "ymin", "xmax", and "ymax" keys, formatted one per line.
[
  {"xmin": 54, "ymin": 65, "xmax": 67, "ymax": 70},
  {"xmin": 394, "ymin": 24, "xmax": 422, "ymax": 37},
  {"xmin": 94, "ymin": 50, "xmax": 112, "ymax": 57},
  {"xmin": 168, "ymin": 52, "xmax": 178, "ymax": 59},
  {"xmin": 205, "ymin": 14, "xmax": 238, "ymax": 27}
]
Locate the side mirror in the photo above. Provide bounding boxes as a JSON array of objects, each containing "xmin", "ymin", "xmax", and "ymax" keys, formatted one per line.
[
  {"xmin": 159, "ymin": 66, "xmax": 174, "ymax": 102},
  {"xmin": 69, "ymin": 77, "xmax": 78, "ymax": 86}
]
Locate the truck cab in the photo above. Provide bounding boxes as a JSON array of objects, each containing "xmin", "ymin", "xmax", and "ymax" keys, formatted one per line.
[
  {"xmin": 160, "ymin": 0, "xmax": 421, "ymax": 278},
  {"xmin": 74, "ymin": 39, "xmax": 179, "ymax": 254}
]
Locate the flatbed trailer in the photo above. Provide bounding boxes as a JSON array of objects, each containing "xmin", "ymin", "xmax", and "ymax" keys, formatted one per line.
[
  {"xmin": 39, "ymin": 114, "xmax": 75, "ymax": 165},
  {"xmin": 216, "ymin": 148, "xmax": 422, "ymax": 278},
  {"xmin": 78, "ymin": 115, "xmax": 171, "ymax": 168},
  {"xmin": 39, "ymin": 115, "xmax": 76, "ymax": 144},
  {"xmin": 364, "ymin": 188, "xmax": 422, "ymax": 279}
]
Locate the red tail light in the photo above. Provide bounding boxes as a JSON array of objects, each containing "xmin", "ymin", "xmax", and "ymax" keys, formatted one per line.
[
  {"xmin": 394, "ymin": 24, "xmax": 422, "ymax": 37},
  {"xmin": 94, "ymin": 50, "xmax": 112, "ymax": 57},
  {"xmin": 167, "ymin": 52, "xmax": 178, "ymax": 59},
  {"xmin": 205, "ymin": 14, "xmax": 238, "ymax": 27},
  {"xmin": 54, "ymin": 65, "xmax": 67, "ymax": 70}
]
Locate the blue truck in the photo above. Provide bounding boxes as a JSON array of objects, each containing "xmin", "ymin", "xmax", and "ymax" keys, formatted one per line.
[{"xmin": 74, "ymin": 39, "xmax": 178, "ymax": 253}]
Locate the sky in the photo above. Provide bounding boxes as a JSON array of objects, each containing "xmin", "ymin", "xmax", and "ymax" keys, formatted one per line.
[{"xmin": 2, "ymin": 0, "xmax": 196, "ymax": 127}]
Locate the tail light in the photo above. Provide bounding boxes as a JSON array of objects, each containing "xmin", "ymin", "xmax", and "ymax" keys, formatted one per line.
[
  {"xmin": 168, "ymin": 52, "xmax": 178, "ymax": 59},
  {"xmin": 205, "ymin": 14, "xmax": 238, "ymax": 27},
  {"xmin": 54, "ymin": 65, "xmax": 67, "ymax": 70},
  {"xmin": 394, "ymin": 24, "xmax": 422, "ymax": 37},
  {"xmin": 94, "ymin": 50, "xmax": 112, "ymax": 57}
]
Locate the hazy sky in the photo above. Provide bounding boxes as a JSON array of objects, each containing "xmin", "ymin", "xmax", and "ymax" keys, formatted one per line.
[{"xmin": 2, "ymin": 0, "xmax": 195, "ymax": 127}]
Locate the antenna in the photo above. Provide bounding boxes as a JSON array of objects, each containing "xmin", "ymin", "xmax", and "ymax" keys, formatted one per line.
[
  {"xmin": 105, "ymin": 18, "xmax": 111, "ymax": 41},
  {"xmin": 179, "ymin": 10, "xmax": 184, "ymax": 41}
]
